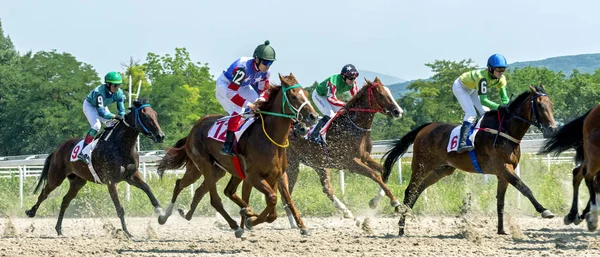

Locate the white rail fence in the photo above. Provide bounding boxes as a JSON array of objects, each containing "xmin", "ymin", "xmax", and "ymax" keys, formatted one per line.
[{"xmin": 0, "ymin": 139, "xmax": 575, "ymax": 208}]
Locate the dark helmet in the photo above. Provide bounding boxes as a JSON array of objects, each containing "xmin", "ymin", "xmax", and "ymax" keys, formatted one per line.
[
  {"xmin": 340, "ymin": 64, "xmax": 359, "ymax": 79},
  {"xmin": 253, "ymin": 40, "xmax": 276, "ymax": 61},
  {"xmin": 487, "ymin": 54, "xmax": 507, "ymax": 69}
]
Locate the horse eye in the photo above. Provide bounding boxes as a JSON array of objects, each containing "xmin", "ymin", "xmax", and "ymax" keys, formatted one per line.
[{"xmin": 291, "ymin": 95, "xmax": 297, "ymax": 100}]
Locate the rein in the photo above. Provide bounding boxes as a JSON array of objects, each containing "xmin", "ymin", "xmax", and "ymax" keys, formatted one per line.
[
  {"xmin": 256, "ymin": 83, "xmax": 308, "ymax": 147},
  {"xmin": 341, "ymin": 83, "xmax": 384, "ymax": 131}
]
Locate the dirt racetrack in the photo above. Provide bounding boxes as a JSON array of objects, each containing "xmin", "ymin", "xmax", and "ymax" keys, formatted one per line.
[{"xmin": 1, "ymin": 214, "xmax": 599, "ymax": 257}]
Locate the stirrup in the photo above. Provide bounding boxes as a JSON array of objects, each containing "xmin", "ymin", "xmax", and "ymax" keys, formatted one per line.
[
  {"xmin": 220, "ymin": 144, "xmax": 237, "ymax": 157},
  {"xmin": 77, "ymin": 153, "xmax": 90, "ymax": 164},
  {"xmin": 457, "ymin": 145, "xmax": 474, "ymax": 153}
]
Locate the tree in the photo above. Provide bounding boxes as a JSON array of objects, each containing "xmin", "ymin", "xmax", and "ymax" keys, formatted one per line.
[{"xmin": 144, "ymin": 48, "xmax": 218, "ymax": 148}]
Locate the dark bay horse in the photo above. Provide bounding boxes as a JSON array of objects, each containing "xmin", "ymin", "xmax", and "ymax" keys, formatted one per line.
[
  {"xmin": 156, "ymin": 73, "xmax": 318, "ymax": 238},
  {"xmin": 281, "ymin": 77, "xmax": 404, "ymax": 224},
  {"xmin": 382, "ymin": 85, "xmax": 558, "ymax": 236},
  {"xmin": 26, "ymin": 99, "xmax": 165, "ymax": 238},
  {"xmin": 539, "ymin": 105, "xmax": 600, "ymax": 231}
]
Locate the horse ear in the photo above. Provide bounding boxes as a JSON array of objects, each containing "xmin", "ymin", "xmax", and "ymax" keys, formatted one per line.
[
  {"xmin": 540, "ymin": 84, "xmax": 546, "ymax": 93},
  {"xmin": 278, "ymin": 73, "xmax": 286, "ymax": 84},
  {"xmin": 364, "ymin": 77, "xmax": 372, "ymax": 85},
  {"xmin": 529, "ymin": 85, "xmax": 538, "ymax": 94},
  {"xmin": 373, "ymin": 77, "xmax": 381, "ymax": 83}
]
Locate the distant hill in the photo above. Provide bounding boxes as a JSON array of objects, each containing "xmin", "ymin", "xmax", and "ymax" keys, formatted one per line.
[
  {"xmin": 509, "ymin": 53, "xmax": 600, "ymax": 76},
  {"xmin": 359, "ymin": 70, "xmax": 406, "ymax": 85},
  {"xmin": 387, "ymin": 80, "xmax": 414, "ymax": 98}
]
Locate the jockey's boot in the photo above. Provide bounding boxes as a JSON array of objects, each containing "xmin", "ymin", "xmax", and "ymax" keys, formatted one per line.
[
  {"xmin": 220, "ymin": 130, "xmax": 237, "ymax": 156},
  {"xmin": 77, "ymin": 129, "xmax": 96, "ymax": 164},
  {"xmin": 456, "ymin": 121, "xmax": 474, "ymax": 153},
  {"xmin": 310, "ymin": 115, "xmax": 330, "ymax": 143}
]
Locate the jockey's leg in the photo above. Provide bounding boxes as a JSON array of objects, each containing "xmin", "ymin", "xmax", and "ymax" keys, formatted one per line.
[
  {"xmin": 220, "ymin": 113, "xmax": 241, "ymax": 156},
  {"xmin": 79, "ymin": 100, "xmax": 102, "ymax": 164},
  {"xmin": 452, "ymin": 78, "xmax": 476, "ymax": 153}
]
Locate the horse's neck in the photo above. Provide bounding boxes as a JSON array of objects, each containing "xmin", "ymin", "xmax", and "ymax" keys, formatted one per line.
[
  {"xmin": 101, "ymin": 123, "xmax": 139, "ymax": 151},
  {"xmin": 341, "ymin": 96, "xmax": 376, "ymax": 130}
]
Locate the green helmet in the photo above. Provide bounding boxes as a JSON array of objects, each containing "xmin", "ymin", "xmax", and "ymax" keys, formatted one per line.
[
  {"xmin": 253, "ymin": 40, "xmax": 276, "ymax": 61},
  {"xmin": 104, "ymin": 71, "xmax": 123, "ymax": 84}
]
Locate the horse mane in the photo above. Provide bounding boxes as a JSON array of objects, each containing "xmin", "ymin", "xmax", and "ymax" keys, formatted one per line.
[
  {"xmin": 502, "ymin": 84, "xmax": 547, "ymax": 113},
  {"xmin": 256, "ymin": 84, "xmax": 282, "ymax": 111},
  {"xmin": 538, "ymin": 109, "xmax": 589, "ymax": 156},
  {"xmin": 344, "ymin": 81, "xmax": 374, "ymax": 107}
]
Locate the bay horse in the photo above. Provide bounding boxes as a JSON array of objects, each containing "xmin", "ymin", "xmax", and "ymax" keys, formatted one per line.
[
  {"xmin": 156, "ymin": 73, "xmax": 318, "ymax": 238},
  {"xmin": 382, "ymin": 85, "xmax": 558, "ymax": 236},
  {"xmin": 280, "ymin": 77, "xmax": 404, "ymax": 225},
  {"xmin": 539, "ymin": 105, "xmax": 600, "ymax": 231},
  {"xmin": 25, "ymin": 99, "xmax": 166, "ymax": 238}
]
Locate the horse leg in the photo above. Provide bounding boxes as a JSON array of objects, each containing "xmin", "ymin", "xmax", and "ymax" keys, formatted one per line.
[
  {"xmin": 278, "ymin": 172, "xmax": 309, "ymax": 235},
  {"xmin": 501, "ymin": 164, "xmax": 554, "ymax": 218},
  {"xmin": 360, "ymin": 158, "xmax": 400, "ymax": 210},
  {"xmin": 180, "ymin": 165, "xmax": 226, "ymax": 221},
  {"xmin": 282, "ymin": 157, "xmax": 301, "ymax": 228},
  {"xmin": 245, "ymin": 175, "xmax": 278, "ymax": 230},
  {"xmin": 565, "ymin": 165, "xmax": 584, "ymax": 225},
  {"xmin": 398, "ymin": 165, "xmax": 453, "ymax": 236},
  {"xmin": 107, "ymin": 182, "xmax": 133, "ymax": 238},
  {"xmin": 126, "ymin": 172, "xmax": 163, "ymax": 216},
  {"xmin": 495, "ymin": 178, "xmax": 509, "ymax": 235},
  {"xmin": 26, "ymin": 168, "xmax": 67, "ymax": 218},
  {"xmin": 207, "ymin": 179, "xmax": 244, "ymax": 238},
  {"xmin": 158, "ymin": 164, "xmax": 202, "ymax": 225},
  {"xmin": 585, "ymin": 173, "xmax": 600, "ymax": 231},
  {"xmin": 316, "ymin": 167, "xmax": 353, "ymax": 219},
  {"xmin": 55, "ymin": 175, "xmax": 87, "ymax": 236}
]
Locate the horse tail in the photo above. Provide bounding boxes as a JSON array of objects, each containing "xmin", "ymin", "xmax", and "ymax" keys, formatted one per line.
[
  {"xmin": 539, "ymin": 110, "xmax": 590, "ymax": 156},
  {"xmin": 157, "ymin": 137, "xmax": 189, "ymax": 178},
  {"xmin": 33, "ymin": 152, "xmax": 54, "ymax": 194},
  {"xmin": 381, "ymin": 123, "xmax": 431, "ymax": 183}
]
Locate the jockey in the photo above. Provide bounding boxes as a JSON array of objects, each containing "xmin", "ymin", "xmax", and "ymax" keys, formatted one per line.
[
  {"xmin": 310, "ymin": 64, "xmax": 359, "ymax": 141},
  {"xmin": 77, "ymin": 71, "xmax": 126, "ymax": 164},
  {"xmin": 215, "ymin": 40, "xmax": 275, "ymax": 156},
  {"xmin": 452, "ymin": 53, "xmax": 509, "ymax": 153}
]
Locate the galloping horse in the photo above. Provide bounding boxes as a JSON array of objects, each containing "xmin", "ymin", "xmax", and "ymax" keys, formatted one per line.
[
  {"xmin": 539, "ymin": 105, "xmax": 600, "ymax": 231},
  {"xmin": 382, "ymin": 85, "xmax": 558, "ymax": 236},
  {"xmin": 156, "ymin": 73, "xmax": 318, "ymax": 238},
  {"xmin": 26, "ymin": 99, "xmax": 165, "ymax": 238},
  {"xmin": 281, "ymin": 77, "xmax": 404, "ymax": 223}
]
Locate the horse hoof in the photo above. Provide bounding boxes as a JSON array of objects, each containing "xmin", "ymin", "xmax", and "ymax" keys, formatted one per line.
[
  {"xmin": 368, "ymin": 198, "xmax": 380, "ymax": 209},
  {"xmin": 300, "ymin": 229, "xmax": 311, "ymax": 236},
  {"xmin": 342, "ymin": 210, "xmax": 354, "ymax": 219},
  {"xmin": 25, "ymin": 209, "xmax": 35, "ymax": 218},
  {"xmin": 245, "ymin": 217, "xmax": 256, "ymax": 230},
  {"xmin": 177, "ymin": 208, "xmax": 188, "ymax": 219},
  {"xmin": 498, "ymin": 230, "xmax": 508, "ymax": 235},
  {"xmin": 574, "ymin": 216, "xmax": 583, "ymax": 225},
  {"xmin": 541, "ymin": 210, "xmax": 555, "ymax": 219},
  {"xmin": 563, "ymin": 215, "xmax": 574, "ymax": 225},
  {"xmin": 234, "ymin": 228, "xmax": 245, "ymax": 238},
  {"xmin": 158, "ymin": 215, "xmax": 168, "ymax": 225},
  {"xmin": 585, "ymin": 213, "xmax": 598, "ymax": 231}
]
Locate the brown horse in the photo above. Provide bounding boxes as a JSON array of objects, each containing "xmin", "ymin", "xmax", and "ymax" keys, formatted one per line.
[
  {"xmin": 539, "ymin": 105, "xmax": 600, "ymax": 231},
  {"xmin": 278, "ymin": 77, "xmax": 403, "ymax": 226},
  {"xmin": 156, "ymin": 73, "xmax": 318, "ymax": 238},
  {"xmin": 25, "ymin": 99, "xmax": 165, "ymax": 238},
  {"xmin": 382, "ymin": 85, "xmax": 558, "ymax": 236}
]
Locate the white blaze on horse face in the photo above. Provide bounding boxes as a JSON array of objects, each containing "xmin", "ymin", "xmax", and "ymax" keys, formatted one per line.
[
  {"xmin": 300, "ymin": 89, "xmax": 312, "ymax": 108},
  {"xmin": 383, "ymin": 86, "xmax": 404, "ymax": 115}
]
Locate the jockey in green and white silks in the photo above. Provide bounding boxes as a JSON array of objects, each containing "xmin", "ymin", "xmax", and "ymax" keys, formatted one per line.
[
  {"xmin": 452, "ymin": 54, "xmax": 510, "ymax": 153},
  {"xmin": 310, "ymin": 64, "xmax": 359, "ymax": 140},
  {"xmin": 77, "ymin": 71, "xmax": 126, "ymax": 164}
]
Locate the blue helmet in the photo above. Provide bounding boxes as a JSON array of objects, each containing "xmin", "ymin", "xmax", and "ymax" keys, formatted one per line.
[{"xmin": 487, "ymin": 54, "xmax": 507, "ymax": 68}]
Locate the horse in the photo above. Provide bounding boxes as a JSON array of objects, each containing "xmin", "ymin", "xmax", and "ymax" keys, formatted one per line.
[
  {"xmin": 539, "ymin": 105, "xmax": 600, "ymax": 231},
  {"xmin": 382, "ymin": 85, "xmax": 558, "ymax": 236},
  {"xmin": 156, "ymin": 73, "xmax": 318, "ymax": 238},
  {"xmin": 276, "ymin": 77, "xmax": 403, "ymax": 226},
  {"xmin": 25, "ymin": 99, "xmax": 166, "ymax": 238}
]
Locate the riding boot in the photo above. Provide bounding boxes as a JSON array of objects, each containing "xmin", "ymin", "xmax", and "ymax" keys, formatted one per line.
[
  {"xmin": 456, "ymin": 121, "xmax": 474, "ymax": 153},
  {"xmin": 310, "ymin": 115, "xmax": 330, "ymax": 142},
  {"xmin": 220, "ymin": 130, "xmax": 237, "ymax": 156},
  {"xmin": 77, "ymin": 129, "xmax": 96, "ymax": 164}
]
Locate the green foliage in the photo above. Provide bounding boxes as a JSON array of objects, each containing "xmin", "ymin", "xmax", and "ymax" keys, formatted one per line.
[{"xmin": 509, "ymin": 53, "xmax": 600, "ymax": 76}]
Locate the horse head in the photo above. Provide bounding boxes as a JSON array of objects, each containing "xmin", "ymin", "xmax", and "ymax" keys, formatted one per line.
[
  {"xmin": 507, "ymin": 85, "xmax": 557, "ymax": 138},
  {"xmin": 348, "ymin": 77, "xmax": 403, "ymax": 119},
  {"xmin": 123, "ymin": 99, "xmax": 165, "ymax": 143},
  {"xmin": 257, "ymin": 73, "xmax": 318, "ymax": 136}
]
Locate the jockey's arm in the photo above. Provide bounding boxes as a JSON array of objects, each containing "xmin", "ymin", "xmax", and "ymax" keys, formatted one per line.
[
  {"xmin": 116, "ymin": 94, "xmax": 126, "ymax": 115},
  {"xmin": 94, "ymin": 94, "xmax": 115, "ymax": 119},
  {"xmin": 479, "ymin": 94, "xmax": 500, "ymax": 110},
  {"xmin": 499, "ymin": 87, "xmax": 509, "ymax": 105},
  {"xmin": 325, "ymin": 80, "xmax": 345, "ymax": 107}
]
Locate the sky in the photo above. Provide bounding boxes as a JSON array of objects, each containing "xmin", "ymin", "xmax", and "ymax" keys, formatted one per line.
[{"xmin": 1, "ymin": 0, "xmax": 600, "ymax": 86}]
